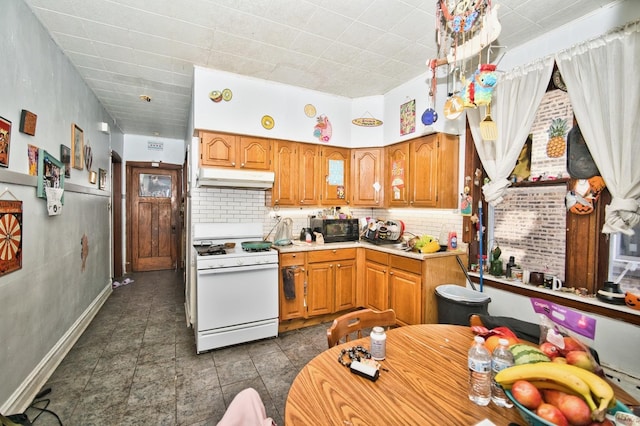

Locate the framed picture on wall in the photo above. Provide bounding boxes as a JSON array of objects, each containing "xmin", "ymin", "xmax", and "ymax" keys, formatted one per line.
[
  {"xmin": 37, "ymin": 149, "xmax": 65, "ymax": 204},
  {"xmin": 71, "ymin": 123, "xmax": 84, "ymax": 170},
  {"xmin": 98, "ymin": 168, "xmax": 106, "ymax": 190},
  {"xmin": 60, "ymin": 145, "xmax": 71, "ymax": 178},
  {"xmin": 0, "ymin": 116, "xmax": 12, "ymax": 168}
]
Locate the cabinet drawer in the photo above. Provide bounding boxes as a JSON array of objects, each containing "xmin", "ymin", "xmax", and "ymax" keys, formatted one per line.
[
  {"xmin": 389, "ymin": 254, "xmax": 422, "ymax": 275},
  {"xmin": 280, "ymin": 252, "xmax": 305, "ymax": 266},
  {"xmin": 307, "ymin": 248, "xmax": 357, "ymax": 263},
  {"xmin": 365, "ymin": 249, "xmax": 388, "ymax": 265}
]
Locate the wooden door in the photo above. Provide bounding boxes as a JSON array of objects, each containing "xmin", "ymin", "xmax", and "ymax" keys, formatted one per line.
[
  {"xmin": 321, "ymin": 146, "xmax": 350, "ymax": 205},
  {"xmin": 238, "ymin": 136, "xmax": 271, "ymax": 170},
  {"xmin": 334, "ymin": 258, "xmax": 357, "ymax": 312},
  {"xmin": 306, "ymin": 262, "xmax": 334, "ymax": 316},
  {"xmin": 299, "ymin": 143, "xmax": 319, "ymax": 205},
  {"xmin": 386, "ymin": 142, "xmax": 410, "ymax": 207},
  {"xmin": 200, "ymin": 131, "xmax": 237, "ymax": 167},
  {"xmin": 130, "ymin": 166, "xmax": 180, "ymax": 272},
  {"xmin": 351, "ymin": 148, "xmax": 383, "ymax": 207},
  {"xmin": 273, "ymin": 140, "xmax": 298, "ymax": 206},
  {"xmin": 410, "ymin": 136, "xmax": 438, "ymax": 207},
  {"xmin": 111, "ymin": 152, "xmax": 123, "ymax": 278}
]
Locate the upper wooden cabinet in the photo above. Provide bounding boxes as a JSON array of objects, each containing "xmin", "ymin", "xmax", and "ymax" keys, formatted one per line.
[
  {"xmin": 321, "ymin": 146, "xmax": 350, "ymax": 205},
  {"xmin": 386, "ymin": 133, "xmax": 459, "ymax": 208},
  {"xmin": 272, "ymin": 141, "xmax": 320, "ymax": 206},
  {"xmin": 199, "ymin": 131, "xmax": 272, "ymax": 170},
  {"xmin": 351, "ymin": 148, "xmax": 384, "ymax": 207}
]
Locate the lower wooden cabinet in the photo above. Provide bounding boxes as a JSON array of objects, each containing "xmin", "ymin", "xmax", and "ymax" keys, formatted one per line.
[
  {"xmin": 279, "ymin": 252, "xmax": 306, "ymax": 320},
  {"xmin": 364, "ymin": 250, "xmax": 389, "ymax": 311},
  {"xmin": 389, "ymin": 255, "xmax": 422, "ymax": 326},
  {"xmin": 279, "ymin": 248, "xmax": 357, "ymax": 319}
]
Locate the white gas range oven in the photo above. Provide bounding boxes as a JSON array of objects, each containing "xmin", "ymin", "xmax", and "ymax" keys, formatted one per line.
[{"xmin": 192, "ymin": 223, "xmax": 279, "ymax": 353}]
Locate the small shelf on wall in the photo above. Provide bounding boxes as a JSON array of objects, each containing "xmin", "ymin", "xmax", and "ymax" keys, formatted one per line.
[{"xmin": 510, "ymin": 178, "xmax": 569, "ymax": 188}]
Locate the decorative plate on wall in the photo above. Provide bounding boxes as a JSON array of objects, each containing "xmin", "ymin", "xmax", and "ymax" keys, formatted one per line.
[
  {"xmin": 304, "ymin": 104, "xmax": 316, "ymax": 117},
  {"xmin": 261, "ymin": 115, "xmax": 275, "ymax": 130}
]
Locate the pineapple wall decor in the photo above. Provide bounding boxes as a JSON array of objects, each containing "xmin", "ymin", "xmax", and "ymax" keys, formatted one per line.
[{"xmin": 546, "ymin": 118, "xmax": 568, "ymax": 158}]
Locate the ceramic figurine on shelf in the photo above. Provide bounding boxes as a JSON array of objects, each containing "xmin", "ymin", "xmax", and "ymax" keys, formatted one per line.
[{"xmin": 490, "ymin": 243, "xmax": 503, "ymax": 276}]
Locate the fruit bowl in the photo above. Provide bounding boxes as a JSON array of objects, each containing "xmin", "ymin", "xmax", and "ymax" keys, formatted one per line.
[{"xmin": 505, "ymin": 389, "xmax": 631, "ymax": 426}]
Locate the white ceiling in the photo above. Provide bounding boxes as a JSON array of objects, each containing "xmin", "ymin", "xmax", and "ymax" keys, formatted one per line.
[{"xmin": 23, "ymin": 0, "xmax": 617, "ymax": 140}]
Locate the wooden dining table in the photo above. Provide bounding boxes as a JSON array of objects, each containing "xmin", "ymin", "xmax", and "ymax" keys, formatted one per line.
[{"xmin": 285, "ymin": 324, "xmax": 638, "ymax": 426}]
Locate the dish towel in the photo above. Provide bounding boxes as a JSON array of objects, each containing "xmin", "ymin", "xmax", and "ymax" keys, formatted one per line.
[{"xmin": 282, "ymin": 267, "xmax": 296, "ymax": 300}]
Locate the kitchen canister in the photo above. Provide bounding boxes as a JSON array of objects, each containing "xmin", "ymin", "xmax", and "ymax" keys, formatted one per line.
[{"xmin": 370, "ymin": 326, "xmax": 386, "ymax": 360}]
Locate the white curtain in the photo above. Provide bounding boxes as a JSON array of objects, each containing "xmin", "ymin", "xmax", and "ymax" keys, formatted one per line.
[
  {"xmin": 555, "ymin": 21, "xmax": 640, "ymax": 235},
  {"xmin": 467, "ymin": 57, "xmax": 555, "ymax": 206}
]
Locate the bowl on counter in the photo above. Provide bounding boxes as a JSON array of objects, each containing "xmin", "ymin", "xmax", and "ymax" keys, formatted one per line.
[{"xmin": 504, "ymin": 390, "xmax": 632, "ymax": 426}]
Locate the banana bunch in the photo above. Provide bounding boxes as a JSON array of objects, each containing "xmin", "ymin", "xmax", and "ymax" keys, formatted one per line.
[{"xmin": 495, "ymin": 361, "xmax": 616, "ymax": 422}]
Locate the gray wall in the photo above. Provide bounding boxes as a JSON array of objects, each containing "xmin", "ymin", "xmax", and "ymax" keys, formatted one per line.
[{"xmin": 0, "ymin": 0, "xmax": 122, "ymax": 410}]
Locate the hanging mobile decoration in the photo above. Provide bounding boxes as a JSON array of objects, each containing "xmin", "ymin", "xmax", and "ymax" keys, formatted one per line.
[{"xmin": 432, "ymin": 0, "xmax": 501, "ymax": 67}]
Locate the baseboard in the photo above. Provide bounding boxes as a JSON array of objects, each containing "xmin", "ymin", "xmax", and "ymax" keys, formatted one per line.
[{"xmin": 1, "ymin": 282, "xmax": 112, "ymax": 414}]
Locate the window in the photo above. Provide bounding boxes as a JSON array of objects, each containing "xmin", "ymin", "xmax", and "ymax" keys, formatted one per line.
[{"xmin": 609, "ymin": 224, "xmax": 640, "ymax": 294}]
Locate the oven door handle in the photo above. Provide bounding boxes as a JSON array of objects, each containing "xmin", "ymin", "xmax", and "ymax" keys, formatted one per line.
[{"xmin": 197, "ymin": 263, "xmax": 278, "ymax": 275}]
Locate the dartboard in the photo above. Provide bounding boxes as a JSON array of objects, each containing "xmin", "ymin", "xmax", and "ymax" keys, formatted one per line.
[{"xmin": 0, "ymin": 212, "xmax": 21, "ymax": 261}]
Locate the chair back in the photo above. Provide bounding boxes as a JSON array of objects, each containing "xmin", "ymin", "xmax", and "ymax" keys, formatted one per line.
[{"xmin": 327, "ymin": 308, "xmax": 396, "ymax": 348}]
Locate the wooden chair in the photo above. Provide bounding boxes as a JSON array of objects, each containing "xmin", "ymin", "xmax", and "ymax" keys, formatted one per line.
[{"xmin": 327, "ymin": 308, "xmax": 397, "ymax": 348}]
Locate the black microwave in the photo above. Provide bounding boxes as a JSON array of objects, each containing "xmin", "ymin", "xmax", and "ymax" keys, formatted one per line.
[{"xmin": 309, "ymin": 218, "xmax": 360, "ymax": 243}]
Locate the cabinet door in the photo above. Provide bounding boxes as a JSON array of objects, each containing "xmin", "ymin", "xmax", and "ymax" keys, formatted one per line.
[
  {"xmin": 436, "ymin": 133, "xmax": 459, "ymax": 209},
  {"xmin": 351, "ymin": 148, "xmax": 383, "ymax": 207},
  {"xmin": 299, "ymin": 143, "xmax": 320, "ymax": 205},
  {"xmin": 306, "ymin": 262, "xmax": 334, "ymax": 316},
  {"xmin": 200, "ymin": 131, "xmax": 237, "ymax": 167},
  {"xmin": 364, "ymin": 260, "xmax": 388, "ymax": 311},
  {"xmin": 389, "ymin": 268, "xmax": 422, "ymax": 326},
  {"xmin": 238, "ymin": 136, "xmax": 271, "ymax": 170},
  {"xmin": 321, "ymin": 146, "xmax": 350, "ymax": 205},
  {"xmin": 410, "ymin": 135, "xmax": 438, "ymax": 207},
  {"xmin": 386, "ymin": 142, "xmax": 411, "ymax": 207},
  {"xmin": 279, "ymin": 253, "xmax": 306, "ymax": 320},
  {"xmin": 334, "ymin": 259, "xmax": 357, "ymax": 312},
  {"xmin": 273, "ymin": 140, "xmax": 298, "ymax": 206}
]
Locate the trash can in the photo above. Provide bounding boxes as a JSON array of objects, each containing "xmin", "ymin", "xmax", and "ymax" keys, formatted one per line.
[{"xmin": 435, "ymin": 284, "xmax": 491, "ymax": 326}]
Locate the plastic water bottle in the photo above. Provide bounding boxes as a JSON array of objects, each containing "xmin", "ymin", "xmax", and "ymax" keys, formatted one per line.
[
  {"xmin": 468, "ymin": 335, "xmax": 491, "ymax": 406},
  {"xmin": 491, "ymin": 338, "xmax": 515, "ymax": 407}
]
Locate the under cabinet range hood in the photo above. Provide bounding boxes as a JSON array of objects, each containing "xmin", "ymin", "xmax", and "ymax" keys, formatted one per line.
[{"xmin": 196, "ymin": 168, "xmax": 275, "ymax": 189}]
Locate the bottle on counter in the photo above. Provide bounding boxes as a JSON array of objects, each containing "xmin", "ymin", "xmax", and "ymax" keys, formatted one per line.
[
  {"xmin": 491, "ymin": 338, "xmax": 514, "ymax": 407},
  {"xmin": 370, "ymin": 326, "xmax": 386, "ymax": 360},
  {"xmin": 468, "ymin": 335, "xmax": 491, "ymax": 406},
  {"xmin": 505, "ymin": 256, "xmax": 516, "ymax": 278}
]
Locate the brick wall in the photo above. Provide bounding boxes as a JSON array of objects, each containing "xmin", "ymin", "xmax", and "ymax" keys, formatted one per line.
[{"xmin": 493, "ymin": 185, "xmax": 567, "ymax": 280}]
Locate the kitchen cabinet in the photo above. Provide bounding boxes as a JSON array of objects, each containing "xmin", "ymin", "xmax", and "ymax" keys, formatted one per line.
[
  {"xmin": 386, "ymin": 133, "xmax": 459, "ymax": 208},
  {"xmin": 199, "ymin": 131, "xmax": 272, "ymax": 170},
  {"xmin": 272, "ymin": 141, "xmax": 320, "ymax": 206},
  {"xmin": 279, "ymin": 252, "xmax": 306, "ymax": 320},
  {"xmin": 351, "ymin": 148, "xmax": 384, "ymax": 207},
  {"xmin": 364, "ymin": 249, "xmax": 389, "ymax": 311},
  {"xmin": 321, "ymin": 146, "xmax": 350, "ymax": 205},
  {"xmin": 306, "ymin": 248, "xmax": 357, "ymax": 316},
  {"xmin": 389, "ymin": 255, "xmax": 422, "ymax": 326}
]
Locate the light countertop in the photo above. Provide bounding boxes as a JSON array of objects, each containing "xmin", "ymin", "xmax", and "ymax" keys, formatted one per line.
[{"xmin": 272, "ymin": 239, "xmax": 467, "ymax": 260}]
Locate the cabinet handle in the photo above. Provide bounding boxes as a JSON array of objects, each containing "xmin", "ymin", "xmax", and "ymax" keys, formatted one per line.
[
  {"xmin": 389, "ymin": 271, "xmax": 394, "ymax": 275},
  {"xmin": 232, "ymin": 162, "xmax": 236, "ymax": 166},
  {"xmin": 337, "ymin": 264, "xmax": 341, "ymax": 268},
  {"xmin": 241, "ymin": 163, "xmax": 245, "ymax": 167},
  {"xmin": 292, "ymin": 254, "xmax": 296, "ymax": 258},
  {"xmin": 332, "ymin": 249, "xmax": 337, "ymax": 253}
]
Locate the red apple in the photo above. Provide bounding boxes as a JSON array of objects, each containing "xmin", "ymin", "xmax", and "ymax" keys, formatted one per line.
[
  {"xmin": 542, "ymin": 389, "xmax": 568, "ymax": 407},
  {"xmin": 511, "ymin": 380, "xmax": 543, "ymax": 409},
  {"xmin": 536, "ymin": 403, "xmax": 569, "ymax": 426},
  {"xmin": 566, "ymin": 350, "xmax": 595, "ymax": 371},
  {"xmin": 558, "ymin": 394, "xmax": 592, "ymax": 426},
  {"xmin": 561, "ymin": 336, "xmax": 585, "ymax": 355},
  {"xmin": 540, "ymin": 342, "xmax": 561, "ymax": 359}
]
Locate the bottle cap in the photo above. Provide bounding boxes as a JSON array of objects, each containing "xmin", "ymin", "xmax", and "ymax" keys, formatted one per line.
[
  {"xmin": 474, "ymin": 335, "xmax": 485, "ymax": 344},
  {"xmin": 498, "ymin": 338, "xmax": 509, "ymax": 346}
]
